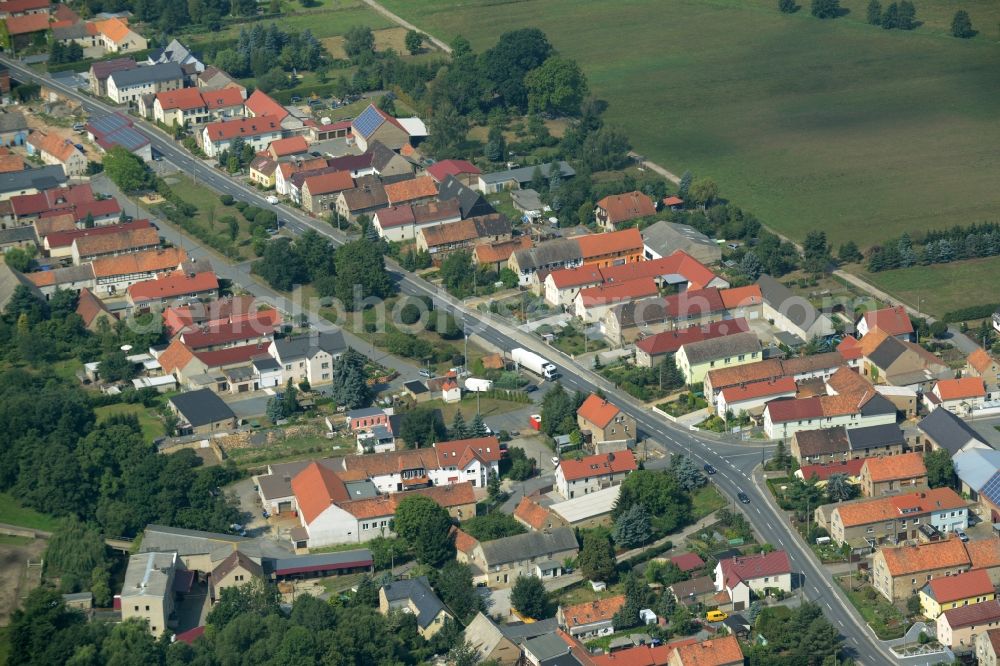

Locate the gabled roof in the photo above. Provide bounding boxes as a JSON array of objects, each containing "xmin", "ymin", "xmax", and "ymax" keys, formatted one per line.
[
  {"xmin": 671, "ymin": 552, "xmax": 706, "ymax": 572},
  {"xmin": 670, "ymin": 636, "xmax": 743, "ymax": 666},
  {"xmin": 548, "ymin": 264, "xmax": 603, "ymax": 289},
  {"xmin": 271, "ymin": 331, "xmax": 346, "ymax": 361},
  {"xmin": 384, "ymin": 175, "xmax": 437, "ymax": 206},
  {"xmin": 663, "ymin": 287, "xmax": 727, "ymax": 319},
  {"xmin": 244, "ymin": 89, "xmax": 288, "ymax": 121},
  {"xmin": 27, "ymin": 132, "xmax": 82, "ymax": 163},
  {"xmin": 922, "ymin": 569, "xmax": 993, "ymax": 605},
  {"xmin": 435, "ymin": 436, "xmax": 502, "ymax": 466},
  {"xmin": 578, "ymin": 277, "xmax": 658, "ymax": 307},
  {"xmin": 559, "ymin": 451, "xmax": 637, "ymax": 482},
  {"xmin": 291, "ymin": 462, "xmax": 350, "ymax": 524},
  {"xmin": 861, "ymin": 452, "xmax": 926, "ymax": 483},
  {"xmin": 109, "ymin": 63, "xmax": 183, "ymax": 89},
  {"xmin": 935, "ymin": 377, "xmax": 986, "ymax": 401},
  {"xmin": 478, "ymin": 527, "xmax": 578, "ymax": 566},
  {"xmin": 860, "ymin": 306, "xmax": 913, "ymax": 337},
  {"xmin": 3, "ymin": 12, "xmax": 51, "ymax": 36},
  {"xmin": 794, "ymin": 427, "xmax": 851, "ymax": 457},
  {"xmin": 380, "ymin": 577, "xmax": 448, "ymax": 629},
  {"xmin": 202, "ymin": 87, "xmax": 245, "ymax": 109},
  {"xmin": 75, "ymin": 287, "xmax": 113, "ymax": 328},
  {"xmin": 880, "ymin": 539, "xmax": 970, "ymax": 577},
  {"xmin": 720, "ymin": 376, "xmax": 797, "ymax": 404},
  {"xmin": 577, "ymin": 393, "xmax": 622, "ymax": 428},
  {"xmin": 679, "ymin": 331, "xmax": 760, "ymax": 366},
  {"xmin": 89, "ymin": 57, "xmax": 137, "ymax": 81},
  {"xmin": 942, "ymin": 600, "xmax": 1000, "ymax": 630},
  {"xmin": 302, "ymin": 170, "xmax": 354, "ymax": 196},
  {"xmin": 73, "ymin": 226, "xmax": 159, "ymax": 257},
  {"xmin": 561, "ymin": 595, "xmax": 626, "ymax": 628},
  {"xmin": 154, "ymin": 88, "xmax": 206, "ymax": 111},
  {"xmin": 826, "ymin": 366, "xmax": 874, "ymax": 396},
  {"xmin": 91, "ymin": 247, "xmax": 185, "ymax": 279},
  {"xmin": 127, "ymin": 271, "xmax": 218, "ymax": 303},
  {"xmin": 475, "ymin": 237, "xmax": 533, "ymax": 265},
  {"xmin": 169, "ymin": 388, "xmax": 235, "ymax": 428},
  {"xmin": 834, "ymin": 488, "xmax": 964, "ymax": 528},
  {"xmin": 574, "ymin": 227, "xmax": 643, "ymax": 260},
  {"xmin": 595, "ymin": 190, "xmax": 656, "ymax": 224},
  {"xmin": 268, "ymin": 135, "xmax": 309, "ymax": 157},
  {"xmin": 918, "ymin": 408, "xmax": 988, "ymax": 454},
  {"xmin": 179, "ymin": 314, "xmax": 277, "ymax": 349},
  {"xmin": 968, "ymin": 348, "xmax": 999, "ymax": 375},
  {"xmin": 515, "ymin": 496, "xmax": 554, "ymax": 530},
  {"xmin": 426, "ymin": 159, "xmax": 481, "ymax": 181},
  {"xmin": 719, "ymin": 284, "xmax": 762, "ymax": 309},
  {"xmin": 204, "ymin": 117, "xmax": 281, "ymax": 142},
  {"xmin": 209, "ymin": 550, "xmax": 263, "ymax": 588},
  {"xmin": 718, "ymin": 550, "xmax": 791, "ymax": 588},
  {"xmin": 953, "ymin": 448, "xmax": 1000, "ymax": 493},
  {"xmin": 46, "ymin": 220, "xmax": 152, "ymax": 250},
  {"xmin": 637, "ymin": 320, "xmax": 750, "ymax": 358},
  {"xmin": 757, "ymin": 274, "xmax": 831, "ymax": 334},
  {"xmin": 798, "ymin": 458, "xmax": 867, "ymax": 482},
  {"xmin": 351, "ymin": 104, "xmax": 405, "ymax": 138}
]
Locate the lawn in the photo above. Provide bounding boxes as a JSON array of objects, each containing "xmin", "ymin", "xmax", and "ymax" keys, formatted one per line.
[
  {"xmin": 380, "ymin": 0, "xmax": 1000, "ymax": 249},
  {"xmin": 851, "ymin": 256, "xmax": 1000, "ymax": 318},
  {"xmin": 425, "ymin": 394, "xmax": 528, "ymax": 424},
  {"xmin": 0, "ymin": 493, "xmax": 61, "ymax": 532},
  {"xmin": 836, "ymin": 574, "xmax": 907, "ymax": 640},
  {"xmin": 691, "ymin": 484, "xmax": 726, "ymax": 520},
  {"xmin": 94, "ymin": 402, "xmax": 165, "ymax": 443},
  {"xmin": 226, "ymin": 433, "xmax": 355, "ymax": 469}
]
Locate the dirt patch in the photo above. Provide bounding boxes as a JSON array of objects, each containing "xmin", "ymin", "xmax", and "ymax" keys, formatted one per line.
[
  {"xmin": 322, "ymin": 27, "xmax": 415, "ymax": 60},
  {"xmin": 0, "ymin": 538, "xmax": 47, "ymax": 626},
  {"xmin": 23, "ymin": 107, "xmax": 103, "ymax": 164}
]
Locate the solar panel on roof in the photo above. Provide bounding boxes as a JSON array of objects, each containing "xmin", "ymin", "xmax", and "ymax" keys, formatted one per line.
[
  {"xmin": 981, "ymin": 471, "xmax": 1000, "ymax": 504},
  {"xmin": 352, "ymin": 105, "xmax": 385, "ymax": 138},
  {"xmin": 106, "ymin": 127, "xmax": 148, "ymax": 151}
]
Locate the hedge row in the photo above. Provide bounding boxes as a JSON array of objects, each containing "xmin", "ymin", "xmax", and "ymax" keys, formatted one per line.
[{"xmin": 943, "ymin": 304, "xmax": 999, "ymax": 323}]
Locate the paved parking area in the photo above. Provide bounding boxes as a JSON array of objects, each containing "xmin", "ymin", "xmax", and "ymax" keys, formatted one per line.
[{"xmin": 226, "ymin": 394, "xmax": 271, "ymax": 419}]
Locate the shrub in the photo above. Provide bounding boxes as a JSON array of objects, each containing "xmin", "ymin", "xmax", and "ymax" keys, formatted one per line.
[{"xmin": 219, "ymin": 194, "xmax": 234, "ymax": 206}]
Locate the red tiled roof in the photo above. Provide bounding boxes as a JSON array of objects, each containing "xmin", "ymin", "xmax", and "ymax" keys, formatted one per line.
[
  {"xmin": 0, "ymin": 154, "xmax": 24, "ymax": 173},
  {"xmin": 426, "ymin": 159, "xmax": 481, "ymax": 181},
  {"xmin": 942, "ymin": 600, "xmax": 1000, "ymax": 630},
  {"xmin": 559, "ymin": 451, "xmax": 637, "ymax": 482},
  {"xmin": 935, "ymin": 377, "xmax": 986, "ymax": 401},
  {"xmin": 268, "ymin": 135, "xmax": 309, "ymax": 157},
  {"xmin": 880, "ymin": 539, "xmax": 971, "ymax": 577},
  {"xmin": 578, "ymin": 277, "xmax": 658, "ymax": 307},
  {"xmin": 671, "ymin": 552, "xmax": 705, "ymax": 572},
  {"xmin": 91, "ymin": 17, "xmax": 131, "ymax": 43},
  {"xmin": 75, "ymin": 287, "xmax": 113, "ymax": 328},
  {"xmin": 474, "ymin": 237, "xmax": 532, "ymax": 265},
  {"xmin": 291, "ymin": 462, "xmax": 349, "ymax": 524},
  {"xmin": 670, "ymin": 635, "xmax": 744, "ymax": 666},
  {"xmin": 835, "ymin": 488, "xmax": 964, "ymax": 528},
  {"xmin": 798, "ymin": 458, "xmax": 867, "ymax": 482},
  {"xmin": 195, "ymin": 342, "xmax": 270, "ymax": 369},
  {"xmin": 127, "ymin": 271, "xmax": 218, "ymax": 303},
  {"xmin": 452, "ymin": 526, "xmax": 479, "ymax": 554},
  {"xmin": 826, "ymin": 366, "xmax": 873, "ymax": 395},
  {"xmin": 155, "ymin": 88, "xmax": 205, "ymax": 111},
  {"xmin": 91, "ymin": 247, "xmax": 185, "ymax": 279},
  {"xmin": 595, "ymin": 191, "xmax": 656, "ymax": 224},
  {"xmin": 719, "ymin": 550, "xmax": 791, "ymax": 589},
  {"xmin": 592, "ymin": 643, "xmax": 673, "ymax": 666},
  {"xmin": 968, "ymin": 348, "xmax": 999, "ymax": 375},
  {"xmin": 202, "ymin": 87, "xmax": 244, "ymax": 110},
  {"xmin": 73, "ymin": 226, "xmax": 159, "ymax": 258},
  {"xmin": 435, "ymin": 436, "xmax": 502, "ymax": 467},
  {"xmin": 204, "ymin": 117, "xmax": 281, "ymax": 142},
  {"xmin": 27, "ymin": 132, "xmax": 81, "ymax": 163},
  {"xmin": 561, "ymin": 595, "xmax": 626, "ymax": 628},
  {"xmin": 862, "ymin": 306, "xmax": 913, "ymax": 338},
  {"xmin": 549, "ymin": 264, "xmax": 603, "ymax": 289},
  {"xmin": 575, "ymin": 228, "xmax": 643, "ymax": 260},
  {"xmin": 158, "ymin": 339, "xmax": 197, "ymax": 375},
  {"xmin": 862, "ymin": 452, "xmax": 926, "ymax": 483},
  {"xmin": 662, "ymin": 196, "xmax": 684, "ymax": 207},
  {"xmin": 600, "ymin": 251, "xmax": 719, "ymax": 291},
  {"xmin": 514, "ymin": 496, "xmax": 554, "ymax": 530},
  {"xmin": 663, "ymin": 287, "xmax": 727, "ymax": 318},
  {"xmin": 2, "ymin": 0, "xmax": 51, "ymax": 14},
  {"xmin": 719, "ymin": 284, "xmax": 762, "ymax": 309},
  {"xmin": 577, "ymin": 393, "xmax": 622, "ymax": 428},
  {"xmin": 174, "ymin": 626, "xmax": 205, "ymax": 645},
  {"xmin": 44, "ymin": 219, "xmax": 150, "ymax": 249},
  {"xmin": 179, "ymin": 316, "xmax": 276, "ymax": 349},
  {"xmin": 924, "ymin": 569, "xmax": 993, "ymax": 604},
  {"xmin": 383, "ymin": 176, "xmax": 437, "ymax": 206},
  {"xmin": 719, "ymin": 376, "xmax": 797, "ymax": 404},
  {"xmin": 340, "ymin": 482, "xmax": 475, "ymax": 519},
  {"xmin": 636, "ymin": 319, "xmax": 750, "ymax": 357},
  {"xmin": 374, "ymin": 204, "xmax": 415, "ymax": 229},
  {"xmin": 244, "ymin": 89, "xmax": 288, "ymax": 121},
  {"xmin": 838, "ymin": 335, "xmax": 864, "ymax": 361},
  {"xmin": 302, "ymin": 170, "xmax": 354, "ymax": 196},
  {"xmin": 4, "ymin": 13, "xmax": 51, "ymax": 36}
]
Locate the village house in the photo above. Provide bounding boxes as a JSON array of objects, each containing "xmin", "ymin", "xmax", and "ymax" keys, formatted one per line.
[
  {"xmin": 594, "ymin": 191, "xmax": 656, "ymax": 230},
  {"xmin": 514, "ymin": 495, "xmax": 568, "ymax": 532},
  {"xmin": 543, "ymin": 265, "xmax": 604, "ymax": 308},
  {"xmin": 416, "ymin": 214, "xmax": 512, "ymax": 259},
  {"xmin": 168, "ymin": 388, "xmax": 237, "ymax": 435},
  {"xmin": 437, "ymin": 174, "xmax": 495, "ymax": 219},
  {"xmin": 201, "ymin": 117, "xmax": 283, "ymax": 159},
  {"xmin": 668, "ymin": 636, "xmax": 744, "ymax": 666},
  {"xmin": 937, "ymin": 600, "xmax": 1000, "ymax": 650},
  {"xmin": 927, "ymin": 377, "xmax": 989, "ymax": 415},
  {"xmin": 641, "ymin": 220, "xmax": 722, "ymax": 265},
  {"xmin": 757, "ymin": 274, "xmax": 835, "ymax": 342},
  {"xmin": 603, "ymin": 288, "xmax": 743, "ymax": 348},
  {"xmin": 508, "ymin": 237, "xmax": 583, "ymax": 287},
  {"xmin": 25, "ymin": 133, "xmax": 88, "ymax": 178},
  {"xmin": 267, "ymin": 135, "xmax": 309, "ymax": 160},
  {"xmin": 713, "ymin": 550, "xmax": 792, "ymax": 610},
  {"xmin": 716, "ymin": 377, "xmax": 798, "ymax": 420},
  {"xmin": 0, "ymin": 164, "xmax": 67, "ymax": 201},
  {"xmin": 372, "ymin": 199, "xmax": 462, "ymax": 242},
  {"xmin": 335, "ymin": 176, "xmax": 389, "ymax": 221},
  {"xmin": 248, "ymin": 156, "xmax": 277, "ymax": 189},
  {"xmin": 40, "ymin": 215, "xmax": 147, "ymax": 259},
  {"xmin": 977, "ymin": 627, "xmax": 1000, "ymax": 666},
  {"xmin": 577, "ymin": 393, "xmax": 636, "ymax": 446},
  {"xmin": 968, "ymin": 349, "xmax": 1000, "ymax": 387},
  {"xmin": 459, "ymin": 526, "xmax": 579, "ymax": 588},
  {"xmin": 2, "ymin": 12, "xmax": 51, "ymax": 50},
  {"xmin": 917, "ymin": 407, "xmax": 991, "ymax": 455},
  {"xmin": 462, "ymin": 613, "xmax": 525, "ymax": 665},
  {"xmin": 106, "ymin": 63, "xmax": 184, "ymax": 106},
  {"xmin": 177, "ymin": 312, "xmax": 279, "ymax": 352},
  {"xmin": 126, "ymin": 271, "xmax": 219, "ymax": 309},
  {"xmin": 796, "ymin": 458, "xmax": 867, "ymax": 487},
  {"xmin": 676, "ymin": 331, "xmax": 762, "ymax": 385},
  {"xmin": 474, "ymin": 236, "xmax": 533, "ymax": 273},
  {"xmin": 119, "ymin": 551, "xmax": 176, "ymax": 636},
  {"xmin": 635, "ymin": 319, "xmax": 750, "ymax": 368},
  {"xmin": 477, "ymin": 161, "xmax": 575, "ymax": 194},
  {"xmin": 301, "ymin": 171, "xmax": 354, "ymax": 214},
  {"xmin": 919, "ymin": 569, "xmax": 995, "ymax": 620},
  {"xmin": 350, "ymin": 104, "xmax": 422, "ymax": 152},
  {"xmin": 857, "ymin": 327, "xmax": 951, "ymax": 390},
  {"xmin": 554, "ymin": 450, "xmax": 637, "ymax": 500},
  {"xmin": 75, "ymin": 287, "xmax": 115, "ymax": 331},
  {"xmin": 149, "ymin": 88, "xmax": 209, "ymax": 127},
  {"xmin": 379, "ymin": 577, "xmax": 453, "ymax": 639},
  {"xmin": 88, "ymin": 57, "xmax": 137, "ymax": 97},
  {"xmin": 0, "ymin": 0, "xmax": 51, "ymax": 19},
  {"xmin": 208, "ymin": 551, "xmax": 264, "ymax": 604},
  {"xmin": 71, "ymin": 226, "xmax": 160, "ymax": 265},
  {"xmin": 824, "ymin": 488, "xmax": 967, "ymax": 549},
  {"xmin": 873, "ymin": 538, "xmax": 1000, "ymax": 602},
  {"xmin": 384, "ymin": 175, "xmax": 438, "ymax": 207},
  {"xmin": 88, "ymin": 17, "xmax": 147, "ymax": 54},
  {"xmin": 558, "ymin": 595, "xmax": 627, "ymax": 638},
  {"xmin": 342, "ymin": 437, "xmax": 502, "ymax": 492},
  {"xmin": 91, "ymin": 247, "xmax": 187, "ymax": 297},
  {"xmin": 267, "ymin": 331, "xmax": 346, "ymax": 386},
  {"xmin": 856, "ymin": 305, "xmax": 915, "ymax": 342},
  {"xmin": 860, "ymin": 452, "xmax": 927, "ymax": 496},
  {"xmin": 670, "ymin": 575, "xmax": 719, "ymax": 609},
  {"xmin": 577, "ymin": 227, "xmax": 645, "ymax": 268},
  {"xmin": 197, "ymin": 66, "xmax": 245, "ymax": 93},
  {"xmin": 763, "ymin": 389, "xmax": 897, "ymax": 441},
  {"xmin": 573, "ymin": 277, "xmax": 659, "ymax": 323}
]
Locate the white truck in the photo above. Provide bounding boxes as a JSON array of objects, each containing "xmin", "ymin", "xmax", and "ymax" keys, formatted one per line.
[
  {"xmin": 511, "ymin": 348, "xmax": 558, "ymax": 380},
  {"xmin": 464, "ymin": 377, "xmax": 493, "ymax": 392}
]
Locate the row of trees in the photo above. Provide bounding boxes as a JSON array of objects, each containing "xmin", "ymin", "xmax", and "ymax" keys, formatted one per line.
[
  {"xmin": 213, "ymin": 23, "xmax": 328, "ymax": 80},
  {"xmin": 866, "ymin": 0, "xmax": 918, "ymax": 30},
  {"xmin": 867, "ymin": 224, "xmax": 1000, "ymax": 272}
]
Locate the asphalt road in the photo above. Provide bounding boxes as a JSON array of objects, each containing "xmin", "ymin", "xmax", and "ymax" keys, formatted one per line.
[{"xmin": 2, "ymin": 57, "xmax": 899, "ymax": 664}]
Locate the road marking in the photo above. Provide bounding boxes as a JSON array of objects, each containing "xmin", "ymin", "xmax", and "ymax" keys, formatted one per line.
[
  {"xmin": 838, "ymin": 620, "xmax": 844, "ymax": 628},
  {"xmin": 766, "ymin": 522, "xmax": 774, "ymax": 530}
]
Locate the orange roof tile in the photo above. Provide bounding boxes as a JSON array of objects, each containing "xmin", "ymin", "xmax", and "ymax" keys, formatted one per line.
[
  {"xmin": 244, "ymin": 89, "xmax": 288, "ymax": 121},
  {"xmin": 384, "ymin": 176, "xmax": 438, "ymax": 206},
  {"xmin": 857, "ymin": 327, "xmax": 894, "ymax": 358},
  {"xmin": 835, "ymin": 488, "xmax": 962, "ymax": 528},
  {"xmin": 575, "ymin": 228, "xmax": 643, "ymax": 260},
  {"xmin": 515, "ymin": 496, "xmax": 553, "ymax": 531},
  {"xmin": 0, "ymin": 154, "xmax": 24, "ymax": 174},
  {"xmin": 719, "ymin": 376, "xmax": 797, "ymax": 404},
  {"xmin": 935, "ymin": 377, "xmax": 986, "ymax": 401},
  {"xmin": 862, "ymin": 306, "xmax": 913, "ymax": 338},
  {"xmin": 93, "ymin": 17, "xmax": 131, "ymax": 43},
  {"xmin": 291, "ymin": 462, "xmax": 350, "ymax": 524},
  {"xmin": 880, "ymin": 539, "xmax": 971, "ymax": 577},
  {"xmin": 75, "ymin": 287, "xmax": 114, "ymax": 328},
  {"xmin": 559, "ymin": 451, "xmax": 637, "ymax": 483},
  {"xmin": 719, "ymin": 284, "xmax": 762, "ymax": 309},
  {"xmin": 302, "ymin": 170, "xmax": 354, "ymax": 196},
  {"xmin": 561, "ymin": 595, "xmax": 627, "ymax": 628},
  {"xmin": 339, "ymin": 482, "xmax": 475, "ymax": 519},
  {"xmin": 474, "ymin": 237, "xmax": 532, "ymax": 265},
  {"xmin": 127, "ymin": 271, "xmax": 218, "ymax": 303},
  {"xmin": 548, "ymin": 264, "xmax": 604, "ymax": 289},
  {"xmin": 202, "ymin": 87, "xmax": 244, "ymax": 110},
  {"xmin": 452, "ymin": 526, "xmax": 479, "ymax": 554},
  {"xmin": 27, "ymin": 132, "xmax": 82, "ymax": 163},
  {"xmin": 967, "ymin": 539, "xmax": 1000, "ymax": 571},
  {"xmin": 155, "ymin": 88, "xmax": 205, "ymax": 111},
  {"xmin": 268, "ymin": 135, "xmax": 309, "ymax": 157},
  {"xmin": 670, "ymin": 635, "xmax": 744, "ymax": 666},
  {"xmin": 91, "ymin": 247, "xmax": 185, "ymax": 279},
  {"xmin": 826, "ymin": 366, "xmax": 874, "ymax": 395},
  {"xmin": 837, "ymin": 335, "xmax": 864, "ymax": 361},
  {"xmin": 73, "ymin": 226, "xmax": 160, "ymax": 258},
  {"xmin": 862, "ymin": 452, "xmax": 927, "ymax": 483},
  {"xmin": 158, "ymin": 339, "xmax": 197, "ymax": 375},
  {"xmin": 923, "ymin": 569, "xmax": 993, "ymax": 604},
  {"xmin": 578, "ymin": 277, "xmax": 659, "ymax": 307},
  {"xmin": 204, "ymin": 117, "xmax": 281, "ymax": 142},
  {"xmin": 968, "ymin": 348, "xmax": 998, "ymax": 375},
  {"xmin": 4, "ymin": 13, "xmax": 51, "ymax": 36},
  {"xmin": 595, "ymin": 191, "xmax": 656, "ymax": 225},
  {"xmin": 577, "ymin": 393, "xmax": 622, "ymax": 428}
]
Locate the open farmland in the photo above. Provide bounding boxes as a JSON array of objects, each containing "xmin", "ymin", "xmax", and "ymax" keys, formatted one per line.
[{"xmin": 381, "ymin": 0, "xmax": 1000, "ymax": 249}]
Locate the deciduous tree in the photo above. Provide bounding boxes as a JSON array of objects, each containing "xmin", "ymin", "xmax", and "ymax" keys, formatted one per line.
[
  {"xmin": 811, "ymin": 0, "xmax": 841, "ymax": 19},
  {"xmin": 524, "ymin": 56, "xmax": 589, "ymax": 117},
  {"xmin": 510, "ymin": 575, "xmax": 548, "ymax": 619},
  {"xmin": 393, "ymin": 495, "xmax": 455, "ymax": 566}
]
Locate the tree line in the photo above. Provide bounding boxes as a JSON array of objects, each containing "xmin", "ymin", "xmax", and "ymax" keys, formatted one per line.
[{"xmin": 867, "ymin": 222, "xmax": 1000, "ymax": 272}]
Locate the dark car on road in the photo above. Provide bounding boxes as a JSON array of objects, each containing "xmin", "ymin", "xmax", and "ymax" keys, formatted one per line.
[
  {"xmin": 737, "ymin": 492, "xmax": 750, "ymax": 504},
  {"xmin": 704, "ymin": 464, "xmax": 717, "ymax": 475}
]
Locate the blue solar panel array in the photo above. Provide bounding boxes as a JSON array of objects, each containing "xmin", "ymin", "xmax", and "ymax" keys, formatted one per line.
[
  {"xmin": 88, "ymin": 113, "xmax": 130, "ymax": 135},
  {"xmin": 981, "ymin": 470, "xmax": 1000, "ymax": 505},
  {"xmin": 352, "ymin": 105, "xmax": 385, "ymax": 138},
  {"xmin": 88, "ymin": 114, "xmax": 148, "ymax": 152}
]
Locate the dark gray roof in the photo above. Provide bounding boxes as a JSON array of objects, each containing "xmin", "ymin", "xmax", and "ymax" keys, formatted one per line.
[
  {"xmin": 0, "ymin": 226, "xmax": 36, "ymax": 245},
  {"xmin": 252, "ymin": 356, "xmax": 280, "ymax": 372},
  {"xmin": 523, "ymin": 633, "xmax": 572, "ymax": 663},
  {"xmin": 0, "ymin": 165, "xmax": 67, "ymax": 195},
  {"xmin": 845, "ymin": 423, "xmax": 905, "ymax": 450},
  {"xmin": 52, "ymin": 23, "xmax": 88, "ymax": 40},
  {"xmin": 437, "ymin": 175, "xmax": 494, "ymax": 219},
  {"xmin": 867, "ymin": 336, "xmax": 908, "ymax": 369},
  {"xmin": 348, "ymin": 407, "xmax": 384, "ymax": 420},
  {"xmin": 757, "ymin": 274, "xmax": 829, "ymax": 334},
  {"xmin": 479, "ymin": 527, "xmax": 577, "ymax": 566},
  {"xmin": 266, "ymin": 549, "xmax": 372, "ymax": 574},
  {"xmin": 369, "ymin": 141, "xmax": 409, "ymax": 172},
  {"xmin": 919, "ymin": 408, "xmax": 987, "ymax": 454},
  {"xmin": 679, "ymin": 331, "xmax": 760, "ymax": 365},
  {"xmin": 380, "ymin": 576, "xmax": 448, "ymax": 629},
  {"xmin": 511, "ymin": 238, "xmax": 582, "ymax": 272},
  {"xmin": 479, "ymin": 161, "xmax": 575, "ymax": 186},
  {"xmin": 858, "ymin": 393, "xmax": 896, "ymax": 417},
  {"xmin": 140, "ymin": 524, "xmax": 248, "ymax": 556},
  {"xmin": 794, "ymin": 427, "xmax": 850, "ymax": 457},
  {"xmin": 0, "ymin": 111, "xmax": 28, "ymax": 134},
  {"xmin": 403, "ymin": 380, "xmax": 428, "ymax": 394},
  {"xmin": 169, "ymin": 388, "xmax": 236, "ymax": 427},
  {"xmin": 471, "ymin": 213, "xmax": 512, "ymax": 238},
  {"xmin": 109, "ymin": 63, "xmax": 184, "ymax": 89},
  {"xmin": 500, "ymin": 617, "xmax": 559, "ymax": 642},
  {"xmin": 641, "ymin": 221, "xmax": 719, "ymax": 257},
  {"xmin": 272, "ymin": 331, "xmax": 346, "ymax": 361}
]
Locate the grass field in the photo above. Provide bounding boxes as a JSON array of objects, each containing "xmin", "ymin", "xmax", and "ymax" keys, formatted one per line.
[
  {"xmin": 851, "ymin": 255, "xmax": 1000, "ymax": 317},
  {"xmin": 94, "ymin": 402, "xmax": 165, "ymax": 443},
  {"xmin": 0, "ymin": 493, "xmax": 61, "ymax": 532},
  {"xmin": 381, "ymin": 0, "xmax": 1000, "ymax": 248}
]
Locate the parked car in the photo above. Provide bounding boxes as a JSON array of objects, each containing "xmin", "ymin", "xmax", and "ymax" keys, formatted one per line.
[
  {"xmin": 551, "ymin": 456, "xmax": 560, "ymax": 467},
  {"xmin": 524, "ymin": 384, "xmax": 538, "ymax": 393},
  {"xmin": 703, "ymin": 464, "xmax": 717, "ymax": 475},
  {"xmin": 956, "ymin": 528, "xmax": 969, "ymax": 542},
  {"xmin": 266, "ymin": 195, "xmax": 279, "ymax": 204},
  {"xmin": 737, "ymin": 492, "xmax": 750, "ymax": 504},
  {"xmin": 705, "ymin": 610, "xmax": 728, "ymax": 622},
  {"xmin": 418, "ymin": 369, "xmax": 433, "ymax": 378}
]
